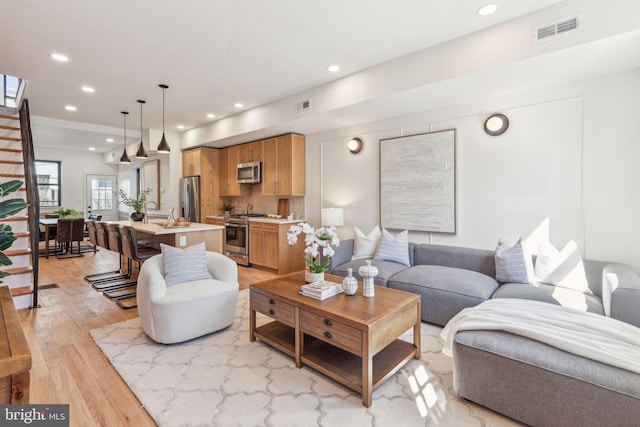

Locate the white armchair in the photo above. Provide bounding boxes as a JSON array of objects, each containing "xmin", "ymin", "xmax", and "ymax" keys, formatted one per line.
[{"xmin": 137, "ymin": 251, "xmax": 239, "ymax": 344}]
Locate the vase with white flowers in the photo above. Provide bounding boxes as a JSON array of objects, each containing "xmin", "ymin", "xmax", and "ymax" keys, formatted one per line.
[{"xmin": 287, "ymin": 222, "xmax": 340, "ymax": 283}]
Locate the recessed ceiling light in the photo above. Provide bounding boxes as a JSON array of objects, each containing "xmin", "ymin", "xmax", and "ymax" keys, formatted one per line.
[
  {"xmin": 106, "ymin": 138, "xmax": 114, "ymax": 143},
  {"xmin": 327, "ymin": 65, "xmax": 340, "ymax": 72},
  {"xmin": 177, "ymin": 125, "xmax": 185, "ymax": 129},
  {"xmin": 234, "ymin": 102, "xmax": 244, "ymax": 108},
  {"xmin": 477, "ymin": 4, "xmax": 498, "ymax": 16},
  {"xmin": 50, "ymin": 53, "xmax": 69, "ymax": 62},
  {"xmin": 81, "ymin": 86, "xmax": 95, "ymax": 93},
  {"xmin": 88, "ymin": 147, "xmax": 96, "ymax": 151},
  {"xmin": 65, "ymin": 105, "xmax": 77, "ymax": 111},
  {"xmin": 207, "ymin": 113, "xmax": 216, "ymax": 119}
]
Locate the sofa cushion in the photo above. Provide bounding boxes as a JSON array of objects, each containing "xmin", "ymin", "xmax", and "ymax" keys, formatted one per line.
[
  {"xmin": 331, "ymin": 258, "xmax": 407, "ymax": 286},
  {"xmin": 374, "ymin": 228, "xmax": 410, "ymax": 266},
  {"xmin": 492, "ymin": 282, "xmax": 604, "ymax": 315},
  {"xmin": 494, "ymin": 238, "xmax": 534, "ymax": 284},
  {"xmin": 351, "ymin": 225, "xmax": 381, "ymax": 260},
  {"xmin": 388, "ymin": 265, "xmax": 499, "ymax": 325},
  {"xmin": 413, "ymin": 244, "xmax": 496, "ymax": 277}
]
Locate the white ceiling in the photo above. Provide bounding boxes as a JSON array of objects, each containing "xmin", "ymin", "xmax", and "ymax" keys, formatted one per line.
[{"xmin": 2, "ymin": 0, "xmax": 639, "ymax": 154}]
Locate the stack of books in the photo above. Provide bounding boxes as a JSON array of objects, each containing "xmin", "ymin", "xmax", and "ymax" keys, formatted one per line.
[{"xmin": 299, "ymin": 280, "xmax": 344, "ymax": 300}]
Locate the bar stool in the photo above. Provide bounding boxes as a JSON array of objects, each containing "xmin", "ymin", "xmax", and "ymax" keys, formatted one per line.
[
  {"xmin": 85, "ymin": 222, "xmax": 129, "ymax": 287},
  {"xmin": 85, "ymin": 220, "xmax": 98, "ymax": 253},
  {"xmin": 117, "ymin": 225, "xmax": 161, "ymax": 309},
  {"xmin": 100, "ymin": 223, "xmax": 138, "ymax": 297}
]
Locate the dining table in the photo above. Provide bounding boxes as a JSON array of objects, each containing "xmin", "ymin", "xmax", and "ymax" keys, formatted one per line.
[{"xmin": 38, "ymin": 217, "xmax": 60, "ymax": 259}]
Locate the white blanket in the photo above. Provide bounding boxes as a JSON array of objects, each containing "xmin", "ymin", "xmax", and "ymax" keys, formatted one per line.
[{"xmin": 441, "ymin": 298, "xmax": 640, "ymax": 375}]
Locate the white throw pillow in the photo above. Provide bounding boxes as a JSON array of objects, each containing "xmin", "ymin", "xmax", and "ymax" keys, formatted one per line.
[
  {"xmin": 494, "ymin": 238, "xmax": 535, "ymax": 284},
  {"xmin": 161, "ymin": 242, "xmax": 213, "ymax": 286},
  {"xmin": 351, "ymin": 225, "xmax": 381, "ymax": 260},
  {"xmin": 374, "ymin": 228, "xmax": 410, "ymax": 267},
  {"xmin": 534, "ymin": 240, "xmax": 591, "ymax": 294}
]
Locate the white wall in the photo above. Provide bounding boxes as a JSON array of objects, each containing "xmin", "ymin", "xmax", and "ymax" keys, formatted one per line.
[
  {"xmin": 309, "ymin": 67, "xmax": 640, "ymax": 272},
  {"xmin": 34, "ymin": 146, "xmax": 119, "ymax": 214}
]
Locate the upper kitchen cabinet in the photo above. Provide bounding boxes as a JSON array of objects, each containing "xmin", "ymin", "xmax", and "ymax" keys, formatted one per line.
[
  {"xmin": 238, "ymin": 140, "xmax": 263, "ymax": 164},
  {"xmin": 181, "ymin": 147, "xmax": 220, "ymax": 218},
  {"xmin": 262, "ymin": 134, "xmax": 305, "ymax": 196},
  {"xmin": 219, "ymin": 145, "xmax": 249, "ymax": 197},
  {"xmin": 182, "ymin": 148, "xmax": 202, "ymax": 176}
]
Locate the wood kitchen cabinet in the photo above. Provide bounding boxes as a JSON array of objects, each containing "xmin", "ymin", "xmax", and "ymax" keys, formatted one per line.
[
  {"xmin": 262, "ymin": 134, "xmax": 305, "ymax": 196},
  {"xmin": 249, "ymin": 221, "xmax": 305, "ymax": 274},
  {"xmin": 182, "ymin": 148, "xmax": 202, "ymax": 176},
  {"xmin": 238, "ymin": 141, "xmax": 263, "ymax": 163},
  {"xmin": 219, "ymin": 146, "xmax": 248, "ymax": 197},
  {"xmin": 181, "ymin": 147, "xmax": 220, "ymax": 218}
]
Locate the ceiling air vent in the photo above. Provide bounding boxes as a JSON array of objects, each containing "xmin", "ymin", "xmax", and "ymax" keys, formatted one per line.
[{"xmin": 534, "ymin": 15, "xmax": 581, "ymax": 43}]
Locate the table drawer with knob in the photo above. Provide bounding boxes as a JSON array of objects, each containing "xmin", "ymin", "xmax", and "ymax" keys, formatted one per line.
[
  {"xmin": 299, "ymin": 309, "xmax": 362, "ymax": 355},
  {"xmin": 250, "ymin": 292, "xmax": 295, "ymax": 326}
]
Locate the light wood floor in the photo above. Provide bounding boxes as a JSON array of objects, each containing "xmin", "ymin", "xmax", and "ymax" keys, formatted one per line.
[{"xmin": 17, "ymin": 247, "xmax": 280, "ymax": 426}]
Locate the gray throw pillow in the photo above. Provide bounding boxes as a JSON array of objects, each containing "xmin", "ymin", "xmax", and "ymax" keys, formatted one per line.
[
  {"xmin": 374, "ymin": 228, "xmax": 410, "ymax": 267},
  {"xmin": 161, "ymin": 242, "xmax": 213, "ymax": 286},
  {"xmin": 494, "ymin": 238, "xmax": 535, "ymax": 284}
]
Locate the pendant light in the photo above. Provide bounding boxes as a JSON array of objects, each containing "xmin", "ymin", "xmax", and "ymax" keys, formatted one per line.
[
  {"xmin": 156, "ymin": 84, "xmax": 171, "ymax": 153},
  {"xmin": 136, "ymin": 100, "xmax": 148, "ymax": 159},
  {"xmin": 119, "ymin": 111, "xmax": 130, "ymax": 164}
]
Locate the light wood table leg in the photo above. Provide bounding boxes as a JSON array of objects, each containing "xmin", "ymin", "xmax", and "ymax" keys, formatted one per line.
[
  {"xmin": 294, "ymin": 307, "xmax": 302, "ymax": 368},
  {"xmin": 362, "ymin": 331, "xmax": 373, "ymax": 407},
  {"xmin": 414, "ymin": 300, "xmax": 421, "ymax": 359}
]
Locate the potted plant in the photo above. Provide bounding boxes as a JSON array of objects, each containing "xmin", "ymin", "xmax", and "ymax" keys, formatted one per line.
[
  {"xmin": 118, "ymin": 188, "xmax": 152, "ymax": 221},
  {"xmin": 0, "ymin": 180, "xmax": 27, "ymax": 283},
  {"xmin": 52, "ymin": 207, "xmax": 78, "ymax": 218},
  {"xmin": 220, "ymin": 201, "xmax": 234, "ymax": 217},
  {"xmin": 287, "ymin": 222, "xmax": 340, "ymax": 282}
]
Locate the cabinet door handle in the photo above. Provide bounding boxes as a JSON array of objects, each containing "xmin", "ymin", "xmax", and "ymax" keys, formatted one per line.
[
  {"xmin": 323, "ymin": 319, "xmax": 332, "ymax": 327},
  {"xmin": 269, "ymin": 298, "xmax": 275, "ymax": 305},
  {"xmin": 323, "ymin": 331, "xmax": 333, "ymax": 339},
  {"xmin": 269, "ymin": 309, "xmax": 275, "ymax": 315}
]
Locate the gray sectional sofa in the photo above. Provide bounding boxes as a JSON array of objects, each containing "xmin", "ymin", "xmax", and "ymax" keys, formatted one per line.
[{"xmin": 328, "ymin": 239, "xmax": 640, "ymax": 426}]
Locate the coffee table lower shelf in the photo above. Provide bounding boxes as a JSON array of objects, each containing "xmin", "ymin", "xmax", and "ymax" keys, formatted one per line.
[{"xmin": 254, "ymin": 320, "xmax": 418, "ymax": 396}]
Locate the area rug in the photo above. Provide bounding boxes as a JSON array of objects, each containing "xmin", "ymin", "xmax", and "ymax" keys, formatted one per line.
[{"xmin": 90, "ymin": 290, "xmax": 517, "ymax": 427}]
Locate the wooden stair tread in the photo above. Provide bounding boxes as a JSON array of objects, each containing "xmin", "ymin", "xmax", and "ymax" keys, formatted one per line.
[
  {"xmin": 13, "ymin": 232, "xmax": 29, "ymax": 238},
  {"xmin": 0, "ymin": 125, "xmax": 20, "ymax": 131},
  {"xmin": 0, "ymin": 148, "xmax": 22, "ymax": 154},
  {"xmin": 0, "ymin": 216, "xmax": 28, "ymax": 222},
  {"xmin": 0, "ymin": 160, "xmax": 23, "ymax": 165},
  {"xmin": 0, "ymin": 173, "xmax": 25, "ymax": 178},
  {"xmin": 0, "ymin": 136, "xmax": 21, "ymax": 142},
  {"xmin": 3, "ymin": 266, "xmax": 33, "ymax": 275},
  {"xmin": 0, "ymin": 115, "xmax": 19, "ymax": 121},
  {"xmin": 3, "ymin": 249, "xmax": 31, "ymax": 257},
  {"xmin": 9, "ymin": 286, "xmax": 33, "ymax": 297}
]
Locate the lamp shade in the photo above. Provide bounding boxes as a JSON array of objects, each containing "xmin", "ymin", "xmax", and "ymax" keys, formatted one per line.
[{"xmin": 321, "ymin": 208, "xmax": 344, "ymax": 227}]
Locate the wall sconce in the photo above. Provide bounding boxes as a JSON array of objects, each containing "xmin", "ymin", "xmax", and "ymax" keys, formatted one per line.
[
  {"xmin": 321, "ymin": 207, "xmax": 344, "ymax": 228},
  {"xmin": 484, "ymin": 113, "xmax": 509, "ymax": 136},
  {"xmin": 347, "ymin": 137, "xmax": 363, "ymax": 154}
]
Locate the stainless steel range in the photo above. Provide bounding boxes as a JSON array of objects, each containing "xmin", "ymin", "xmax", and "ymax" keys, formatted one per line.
[{"xmin": 224, "ymin": 213, "xmax": 265, "ymax": 266}]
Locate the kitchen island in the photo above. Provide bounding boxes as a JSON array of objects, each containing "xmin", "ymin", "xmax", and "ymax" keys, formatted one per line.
[{"xmin": 111, "ymin": 220, "xmax": 224, "ymax": 253}]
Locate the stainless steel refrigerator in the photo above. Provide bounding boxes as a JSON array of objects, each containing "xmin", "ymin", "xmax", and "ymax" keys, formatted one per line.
[{"xmin": 180, "ymin": 176, "xmax": 201, "ymax": 222}]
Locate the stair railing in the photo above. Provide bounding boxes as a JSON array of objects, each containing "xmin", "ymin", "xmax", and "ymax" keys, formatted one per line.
[{"xmin": 18, "ymin": 99, "xmax": 40, "ymax": 308}]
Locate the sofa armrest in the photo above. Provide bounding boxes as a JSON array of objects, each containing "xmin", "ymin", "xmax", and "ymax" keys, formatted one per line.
[
  {"xmin": 327, "ymin": 239, "xmax": 354, "ymax": 273},
  {"xmin": 602, "ymin": 263, "xmax": 640, "ymax": 328}
]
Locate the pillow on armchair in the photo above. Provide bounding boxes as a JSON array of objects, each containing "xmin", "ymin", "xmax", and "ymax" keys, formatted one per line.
[{"xmin": 160, "ymin": 242, "xmax": 213, "ymax": 286}]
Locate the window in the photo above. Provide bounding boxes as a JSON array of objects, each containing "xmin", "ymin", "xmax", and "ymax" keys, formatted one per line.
[
  {"xmin": 35, "ymin": 160, "xmax": 61, "ymax": 207},
  {"xmin": 91, "ymin": 179, "xmax": 113, "ymax": 210}
]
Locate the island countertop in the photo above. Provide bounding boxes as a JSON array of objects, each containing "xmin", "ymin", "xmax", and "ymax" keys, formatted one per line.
[{"xmin": 111, "ymin": 220, "xmax": 223, "ymax": 235}]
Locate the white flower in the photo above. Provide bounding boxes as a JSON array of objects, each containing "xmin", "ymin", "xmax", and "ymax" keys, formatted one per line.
[{"xmin": 286, "ymin": 221, "xmax": 341, "ymax": 273}]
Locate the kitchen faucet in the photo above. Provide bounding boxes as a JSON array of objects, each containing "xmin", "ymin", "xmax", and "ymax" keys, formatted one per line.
[{"xmin": 143, "ymin": 200, "xmax": 158, "ymax": 224}]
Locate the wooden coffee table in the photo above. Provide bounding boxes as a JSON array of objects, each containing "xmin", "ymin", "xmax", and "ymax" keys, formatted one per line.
[{"xmin": 249, "ymin": 272, "xmax": 421, "ymax": 407}]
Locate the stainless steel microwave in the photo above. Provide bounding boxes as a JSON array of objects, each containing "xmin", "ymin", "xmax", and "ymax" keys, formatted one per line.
[{"xmin": 237, "ymin": 161, "xmax": 261, "ymax": 183}]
